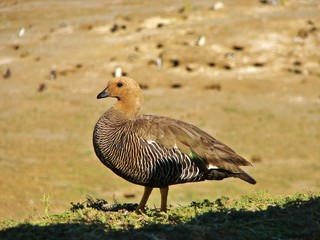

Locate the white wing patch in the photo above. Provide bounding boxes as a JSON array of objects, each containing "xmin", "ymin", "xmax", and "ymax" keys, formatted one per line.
[{"xmin": 208, "ymin": 165, "xmax": 219, "ymax": 170}]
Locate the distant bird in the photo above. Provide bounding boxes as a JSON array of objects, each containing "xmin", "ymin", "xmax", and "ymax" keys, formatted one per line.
[
  {"xmin": 50, "ymin": 67, "xmax": 56, "ymax": 80},
  {"xmin": 113, "ymin": 67, "xmax": 123, "ymax": 77},
  {"xmin": 18, "ymin": 27, "xmax": 25, "ymax": 37},
  {"xmin": 155, "ymin": 57, "xmax": 163, "ymax": 68},
  {"xmin": 115, "ymin": 67, "xmax": 122, "ymax": 77},
  {"xmin": 196, "ymin": 35, "xmax": 206, "ymax": 46},
  {"xmin": 93, "ymin": 77, "xmax": 256, "ymax": 213}
]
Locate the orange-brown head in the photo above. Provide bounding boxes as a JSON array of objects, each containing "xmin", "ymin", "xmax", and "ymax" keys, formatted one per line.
[{"xmin": 97, "ymin": 77, "xmax": 143, "ymax": 119}]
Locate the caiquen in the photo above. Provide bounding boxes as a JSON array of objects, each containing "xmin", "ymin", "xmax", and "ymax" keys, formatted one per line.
[{"xmin": 93, "ymin": 77, "xmax": 256, "ymax": 214}]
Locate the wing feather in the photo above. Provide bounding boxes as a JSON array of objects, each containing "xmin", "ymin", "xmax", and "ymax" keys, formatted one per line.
[{"xmin": 133, "ymin": 114, "xmax": 252, "ymax": 174}]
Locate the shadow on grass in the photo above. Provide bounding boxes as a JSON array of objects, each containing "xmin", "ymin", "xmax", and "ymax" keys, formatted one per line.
[{"xmin": 1, "ymin": 196, "xmax": 319, "ymax": 240}]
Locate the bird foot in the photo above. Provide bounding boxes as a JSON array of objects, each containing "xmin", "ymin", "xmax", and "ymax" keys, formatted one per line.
[{"xmin": 135, "ymin": 207, "xmax": 146, "ymax": 214}]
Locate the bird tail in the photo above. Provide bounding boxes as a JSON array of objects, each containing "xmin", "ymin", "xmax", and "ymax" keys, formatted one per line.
[
  {"xmin": 207, "ymin": 169, "xmax": 256, "ymax": 185},
  {"xmin": 237, "ymin": 172, "xmax": 256, "ymax": 185}
]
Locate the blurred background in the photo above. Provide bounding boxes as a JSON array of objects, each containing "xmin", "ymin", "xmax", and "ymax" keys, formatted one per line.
[{"xmin": 0, "ymin": 0, "xmax": 319, "ymax": 220}]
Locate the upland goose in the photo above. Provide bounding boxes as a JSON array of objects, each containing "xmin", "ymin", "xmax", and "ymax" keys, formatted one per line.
[{"xmin": 93, "ymin": 77, "xmax": 256, "ymax": 213}]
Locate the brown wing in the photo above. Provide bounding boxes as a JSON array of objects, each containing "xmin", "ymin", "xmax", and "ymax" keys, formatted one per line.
[{"xmin": 133, "ymin": 114, "xmax": 252, "ymax": 174}]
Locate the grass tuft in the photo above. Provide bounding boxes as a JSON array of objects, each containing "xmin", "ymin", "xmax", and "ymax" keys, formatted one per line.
[
  {"xmin": 40, "ymin": 194, "xmax": 51, "ymax": 218},
  {"xmin": 70, "ymin": 196, "xmax": 138, "ymax": 212}
]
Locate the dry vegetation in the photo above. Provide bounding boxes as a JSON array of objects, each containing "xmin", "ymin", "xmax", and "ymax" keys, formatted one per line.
[{"xmin": 0, "ymin": 0, "xmax": 320, "ymax": 223}]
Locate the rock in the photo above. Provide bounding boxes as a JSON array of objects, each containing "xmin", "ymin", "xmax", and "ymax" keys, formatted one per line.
[
  {"xmin": 110, "ymin": 24, "xmax": 126, "ymax": 33},
  {"xmin": 232, "ymin": 45, "xmax": 245, "ymax": 51},
  {"xmin": 171, "ymin": 83, "xmax": 182, "ymax": 89},
  {"xmin": 260, "ymin": 0, "xmax": 280, "ymax": 5},
  {"xmin": 2, "ymin": 68, "xmax": 11, "ymax": 79},
  {"xmin": 38, "ymin": 83, "xmax": 46, "ymax": 92},
  {"xmin": 139, "ymin": 84, "xmax": 149, "ymax": 90},
  {"xmin": 141, "ymin": 17, "xmax": 173, "ymax": 29},
  {"xmin": 224, "ymin": 52, "xmax": 236, "ymax": 59},
  {"xmin": 157, "ymin": 43, "xmax": 164, "ymax": 49},
  {"xmin": 11, "ymin": 44, "xmax": 20, "ymax": 50},
  {"xmin": 251, "ymin": 155, "xmax": 262, "ymax": 163},
  {"xmin": 253, "ymin": 62, "xmax": 265, "ymax": 67},
  {"xmin": 297, "ymin": 29, "xmax": 308, "ymax": 39},
  {"xmin": 204, "ymin": 83, "xmax": 222, "ymax": 91},
  {"xmin": 185, "ymin": 63, "xmax": 198, "ymax": 72},
  {"xmin": 124, "ymin": 193, "xmax": 135, "ymax": 199},
  {"xmin": 170, "ymin": 59, "xmax": 180, "ymax": 67},
  {"xmin": 208, "ymin": 62, "xmax": 216, "ymax": 67},
  {"xmin": 110, "ymin": 24, "xmax": 119, "ymax": 33},
  {"xmin": 293, "ymin": 60, "xmax": 302, "ymax": 66},
  {"xmin": 75, "ymin": 63, "xmax": 83, "ymax": 69},
  {"xmin": 223, "ymin": 64, "xmax": 232, "ymax": 70}
]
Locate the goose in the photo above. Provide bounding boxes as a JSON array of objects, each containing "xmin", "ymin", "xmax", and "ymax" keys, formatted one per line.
[{"xmin": 93, "ymin": 77, "xmax": 256, "ymax": 213}]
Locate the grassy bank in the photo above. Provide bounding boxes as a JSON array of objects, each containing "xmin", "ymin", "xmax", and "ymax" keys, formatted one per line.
[{"xmin": 1, "ymin": 192, "xmax": 319, "ymax": 240}]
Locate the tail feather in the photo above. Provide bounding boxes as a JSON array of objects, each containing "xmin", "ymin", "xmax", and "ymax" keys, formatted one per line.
[
  {"xmin": 237, "ymin": 172, "xmax": 256, "ymax": 185},
  {"xmin": 207, "ymin": 169, "xmax": 256, "ymax": 185}
]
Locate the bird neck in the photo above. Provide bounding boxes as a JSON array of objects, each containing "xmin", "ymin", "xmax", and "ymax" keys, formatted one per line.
[{"xmin": 113, "ymin": 97, "xmax": 142, "ymax": 120}]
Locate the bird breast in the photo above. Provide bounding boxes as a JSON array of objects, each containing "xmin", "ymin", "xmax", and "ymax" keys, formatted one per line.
[{"xmin": 93, "ymin": 114, "xmax": 206, "ymax": 187}]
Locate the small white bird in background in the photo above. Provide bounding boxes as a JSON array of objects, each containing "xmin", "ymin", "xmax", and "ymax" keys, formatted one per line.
[
  {"xmin": 18, "ymin": 27, "xmax": 25, "ymax": 37},
  {"xmin": 114, "ymin": 67, "xmax": 122, "ymax": 77},
  {"xmin": 197, "ymin": 35, "xmax": 206, "ymax": 46}
]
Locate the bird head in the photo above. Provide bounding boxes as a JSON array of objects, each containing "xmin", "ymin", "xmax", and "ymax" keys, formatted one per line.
[{"xmin": 97, "ymin": 77, "xmax": 143, "ymax": 118}]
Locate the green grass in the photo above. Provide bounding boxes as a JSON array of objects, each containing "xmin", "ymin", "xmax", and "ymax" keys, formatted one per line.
[{"xmin": 1, "ymin": 191, "xmax": 319, "ymax": 240}]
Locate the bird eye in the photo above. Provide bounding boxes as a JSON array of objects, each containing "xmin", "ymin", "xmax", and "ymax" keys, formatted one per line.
[{"xmin": 117, "ymin": 82, "xmax": 123, "ymax": 87}]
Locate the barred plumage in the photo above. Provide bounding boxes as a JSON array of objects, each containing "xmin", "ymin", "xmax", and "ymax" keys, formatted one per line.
[{"xmin": 93, "ymin": 77, "xmax": 256, "ymax": 213}]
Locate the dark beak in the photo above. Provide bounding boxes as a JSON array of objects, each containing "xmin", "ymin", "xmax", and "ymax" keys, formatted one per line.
[{"xmin": 97, "ymin": 87, "xmax": 110, "ymax": 99}]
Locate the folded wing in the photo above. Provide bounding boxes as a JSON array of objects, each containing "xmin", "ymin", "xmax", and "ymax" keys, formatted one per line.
[{"xmin": 133, "ymin": 115, "xmax": 254, "ymax": 177}]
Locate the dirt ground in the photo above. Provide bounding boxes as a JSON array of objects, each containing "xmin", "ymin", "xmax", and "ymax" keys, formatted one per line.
[{"xmin": 0, "ymin": 0, "xmax": 320, "ymax": 220}]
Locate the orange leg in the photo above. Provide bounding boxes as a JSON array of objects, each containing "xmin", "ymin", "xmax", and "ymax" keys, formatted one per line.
[
  {"xmin": 160, "ymin": 186, "xmax": 169, "ymax": 212},
  {"xmin": 136, "ymin": 186, "xmax": 153, "ymax": 214}
]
